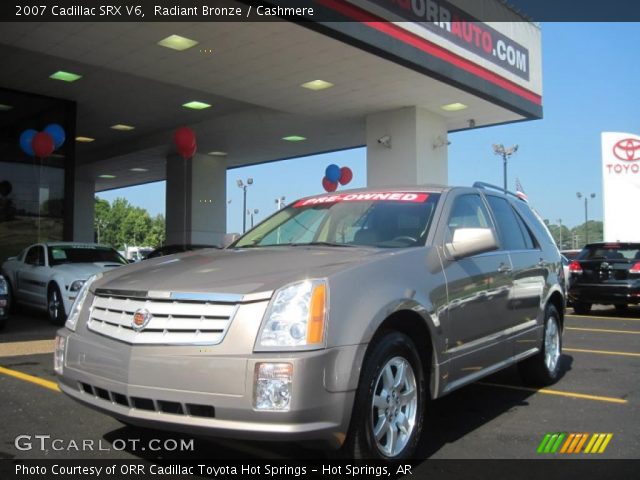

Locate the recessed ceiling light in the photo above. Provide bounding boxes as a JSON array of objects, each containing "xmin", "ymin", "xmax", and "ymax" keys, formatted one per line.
[
  {"xmin": 440, "ymin": 102, "xmax": 468, "ymax": 112},
  {"xmin": 182, "ymin": 101, "xmax": 211, "ymax": 110},
  {"xmin": 75, "ymin": 136, "xmax": 95, "ymax": 143},
  {"xmin": 282, "ymin": 135, "xmax": 307, "ymax": 142},
  {"xmin": 157, "ymin": 34, "xmax": 199, "ymax": 51},
  {"xmin": 301, "ymin": 79, "xmax": 334, "ymax": 91},
  {"xmin": 0, "ymin": 103, "xmax": 13, "ymax": 111},
  {"xmin": 130, "ymin": 167, "xmax": 148, "ymax": 172},
  {"xmin": 207, "ymin": 151, "xmax": 227, "ymax": 156},
  {"xmin": 50, "ymin": 71, "xmax": 82, "ymax": 82},
  {"xmin": 110, "ymin": 124, "xmax": 135, "ymax": 131},
  {"xmin": 98, "ymin": 174, "xmax": 116, "ymax": 179}
]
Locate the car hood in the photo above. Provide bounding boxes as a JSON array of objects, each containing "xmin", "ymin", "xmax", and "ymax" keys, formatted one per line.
[
  {"xmin": 96, "ymin": 246, "xmax": 393, "ymax": 296},
  {"xmin": 53, "ymin": 262, "xmax": 123, "ymax": 280}
]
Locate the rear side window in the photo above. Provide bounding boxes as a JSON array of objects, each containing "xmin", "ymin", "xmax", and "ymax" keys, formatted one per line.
[
  {"xmin": 513, "ymin": 201, "xmax": 555, "ymax": 248},
  {"xmin": 486, "ymin": 196, "xmax": 529, "ymax": 250}
]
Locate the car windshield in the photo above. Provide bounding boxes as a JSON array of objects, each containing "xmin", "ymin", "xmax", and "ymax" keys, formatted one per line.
[
  {"xmin": 233, "ymin": 191, "xmax": 440, "ymax": 249},
  {"xmin": 578, "ymin": 243, "xmax": 640, "ymax": 261},
  {"xmin": 48, "ymin": 245, "xmax": 128, "ymax": 266}
]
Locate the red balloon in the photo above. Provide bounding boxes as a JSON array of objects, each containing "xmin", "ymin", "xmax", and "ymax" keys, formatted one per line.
[
  {"xmin": 32, "ymin": 132, "xmax": 55, "ymax": 158},
  {"xmin": 180, "ymin": 142, "xmax": 197, "ymax": 160},
  {"xmin": 339, "ymin": 166, "xmax": 353, "ymax": 185},
  {"xmin": 322, "ymin": 176, "xmax": 338, "ymax": 192},
  {"xmin": 174, "ymin": 127, "xmax": 196, "ymax": 152}
]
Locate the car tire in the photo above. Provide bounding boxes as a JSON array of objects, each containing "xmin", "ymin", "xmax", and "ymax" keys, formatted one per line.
[
  {"xmin": 519, "ymin": 304, "xmax": 563, "ymax": 387},
  {"xmin": 341, "ymin": 332, "xmax": 426, "ymax": 459},
  {"xmin": 614, "ymin": 304, "xmax": 628, "ymax": 313},
  {"xmin": 572, "ymin": 302, "xmax": 592, "ymax": 315},
  {"xmin": 47, "ymin": 284, "xmax": 66, "ymax": 325}
]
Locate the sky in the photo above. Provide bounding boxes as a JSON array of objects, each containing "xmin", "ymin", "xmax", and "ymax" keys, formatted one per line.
[{"xmin": 97, "ymin": 23, "xmax": 640, "ymax": 234}]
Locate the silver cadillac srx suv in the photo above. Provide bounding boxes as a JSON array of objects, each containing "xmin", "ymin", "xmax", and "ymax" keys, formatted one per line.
[{"xmin": 55, "ymin": 182, "xmax": 565, "ymax": 459}]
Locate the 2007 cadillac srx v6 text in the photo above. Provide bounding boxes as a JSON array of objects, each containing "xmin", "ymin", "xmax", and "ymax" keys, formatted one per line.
[{"xmin": 55, "ymin": 183, "xmax": 566, "ymax": 459}]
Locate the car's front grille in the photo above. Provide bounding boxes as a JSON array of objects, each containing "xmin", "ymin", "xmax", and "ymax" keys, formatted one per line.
[
  {"xmin": 86, "ymin": 293, "xmax": 238, "ymax": 345},
  {"xmin": 78, "ymin": 382, "xmax": 216, "ymax": 418}
]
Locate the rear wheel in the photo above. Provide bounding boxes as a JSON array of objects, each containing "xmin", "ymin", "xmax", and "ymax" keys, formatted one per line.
[
  {"xmin": 573, "ymin": 302, "xmax": 592, "ymax": 315},
  {"xmin": 342, "ymin": 332, "xmax": 426, "ymax": 459},
  {"xmin": 519, "ymin": 304, "xmax": 562, "ymax": 387},
  {"xmin": 47, "ymin": 284, "xmax": 66, "ymax": 325}
]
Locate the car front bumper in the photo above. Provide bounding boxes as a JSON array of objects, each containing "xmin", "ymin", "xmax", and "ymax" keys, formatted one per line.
[{"xmin": 56, "ymin": 330, "xmax": 362, "ymax": 449}]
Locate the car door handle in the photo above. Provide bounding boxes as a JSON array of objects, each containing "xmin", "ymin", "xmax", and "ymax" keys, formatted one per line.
[{"xmin": 498, "ymin": 263, "xmax": 512, "ymax": 274}]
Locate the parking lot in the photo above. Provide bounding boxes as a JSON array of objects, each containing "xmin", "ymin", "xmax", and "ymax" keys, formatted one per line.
[{"xmin": 0, "ymin": 305, "xmax": 638, "ymax": 461}]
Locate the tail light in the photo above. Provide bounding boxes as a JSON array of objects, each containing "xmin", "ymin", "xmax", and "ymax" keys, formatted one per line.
[
  {"xmin": 569, "ymin": 260, "xmax": 583, "ymax": 275},
  {"xmin": 630, "ymin": 262, "xmax": 640, "ymax": 274}
]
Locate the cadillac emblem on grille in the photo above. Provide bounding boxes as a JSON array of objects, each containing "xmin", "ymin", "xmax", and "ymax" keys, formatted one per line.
[{"xmin": 132, "ymin": 308, "xmax": 151, "ymax": 332}]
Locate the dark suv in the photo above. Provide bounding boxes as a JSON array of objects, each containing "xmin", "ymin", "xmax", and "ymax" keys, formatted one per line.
[
  {"xmin": 56, "ymin": 182, "xmax": 565, "ymax": 459},
  {"xmin": 568, "ymin": 242, "xmax": 640, "ymax": 314}
]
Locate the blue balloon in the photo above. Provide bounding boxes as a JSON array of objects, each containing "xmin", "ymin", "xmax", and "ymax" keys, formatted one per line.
[
  {"xmin": 44, "ymin": 123, "xmax": 65, "ymax": 149},
  {"xmin": 325, "ymin": 164, "xmax": 341, "ymax": 183},
  {"xmin": 19, "ymin": 129, "xmax": 37, "ymax": 156}
]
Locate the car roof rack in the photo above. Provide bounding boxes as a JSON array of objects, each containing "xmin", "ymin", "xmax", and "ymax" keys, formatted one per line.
[{"xmin": 472, "ymin": 181, "xmax": 526, "ymax": 202}]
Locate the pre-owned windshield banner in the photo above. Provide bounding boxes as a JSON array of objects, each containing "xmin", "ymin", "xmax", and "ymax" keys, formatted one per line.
[{"xmin": 294, "ymin": 192, "xmax": 430, "ymax": 207}]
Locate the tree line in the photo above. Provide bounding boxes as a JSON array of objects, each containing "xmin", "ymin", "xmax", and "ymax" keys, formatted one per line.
[
  {"xmin": 544, "ymin": 220, "xmax": 603, "ymax": 250},
  {"xmin": 94, "ymin": 197, "xmax": 165, "ymax": 249}
]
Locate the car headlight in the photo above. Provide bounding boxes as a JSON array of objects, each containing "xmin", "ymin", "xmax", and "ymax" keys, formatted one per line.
[
  {"xmin": 0, "ymin": 276, "xmax": 7, "ymax": 295},
  {"xmin": 65, "ymin": 273, "xmax": 102, "ymax": 332},
  {"xmin": 69, "ymin": 279, "xmax": 85, "ymax": 293},
  {"xmin": 255, "ymin": 279, "xmax": 328, "ymax": 351}
]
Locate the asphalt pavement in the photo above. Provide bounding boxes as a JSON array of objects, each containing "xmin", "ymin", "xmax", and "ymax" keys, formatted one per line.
[{"xmin": 0, "ymin": 304, "xmax": 638, "ymax": 461}]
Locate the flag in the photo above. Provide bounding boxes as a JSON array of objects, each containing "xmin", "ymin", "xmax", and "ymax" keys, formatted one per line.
[{"xmin": 515, "ymin": 177, "xmax": 528, "ymax": 201}]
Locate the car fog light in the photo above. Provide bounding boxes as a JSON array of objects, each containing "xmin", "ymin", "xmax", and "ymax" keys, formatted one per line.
[
  {"xmin": 53, "ymin": 336, "xmax": 66, "ymax": 375},
  {"xmin": 254, "ymin": 363, "xmax": 293, "ymax": 411}
]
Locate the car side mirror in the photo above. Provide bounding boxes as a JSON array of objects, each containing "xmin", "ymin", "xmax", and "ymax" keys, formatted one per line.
[{"xmin": 445, "ymin": 227, "xmax": 498, "ymax": 259}]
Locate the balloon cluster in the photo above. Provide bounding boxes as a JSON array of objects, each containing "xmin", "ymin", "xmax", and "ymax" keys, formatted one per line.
[
  {"xmin": 19, "ymin": 124, "xmax": 65, "ymax": 158},
  {"xmin": 174, "ymin": 127, "xmax": 197, "ymax": 160},
  {"xmin": 322, "ymin": 164, "xmax": 353, "ymax": 192}
]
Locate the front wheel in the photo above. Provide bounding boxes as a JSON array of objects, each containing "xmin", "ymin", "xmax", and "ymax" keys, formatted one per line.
[
  {"xmin": 342, "ymin": 332, "xmax": 426, "ymax": 459},
  {"xmin": 519, "ymin": 304, "xmax": 563, "ymax": 387},
  {"xmin": 48, "ymin": 284, "xmax": 66, "ymax": 325}
]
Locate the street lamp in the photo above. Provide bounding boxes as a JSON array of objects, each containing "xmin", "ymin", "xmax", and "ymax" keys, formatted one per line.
[
  {"xmin": 492, "ymin": 144, "xmax": 519, "ymax": 192},
  {"xmin": 247, "ymin": 208, "xmax": 259, "ymax": 229},
  {"xmin": 236, "ymin": 177, "xmax": 253, "ymax": 233},
  {"xmin": 275, "ymin": 196, "xmax": 286, "ymax": 210},
  {"xmin": 576, "ymin": 192, "xmax": 596, "ymax": 246},
  {"xmin": 557, "ymin": 218, "xmax": 563, "ymax": 249}
]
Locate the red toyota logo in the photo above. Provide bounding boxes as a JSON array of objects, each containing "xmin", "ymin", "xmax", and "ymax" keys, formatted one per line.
[{"xmin": 613, "ymin": 138, "xmax": 640, "ymax": 161}]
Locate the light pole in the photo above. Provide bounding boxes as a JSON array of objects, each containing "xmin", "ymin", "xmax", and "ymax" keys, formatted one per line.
[
  {"xmin": 557, "ymin": 218, "xmax": 563, "ymax": 249},
  {"xmin": 275, "ymin": 196, "xmax": 286, "ymax": 210},
  {"xmin": 236, "ymin": 178, "xmax": 253, "ymax": 233},
  {"xmin": 492, "ymin": 144, "xmax": 519, "ymax": 192},
  {"xmin": 247, "ymin": 208, "xmax": 259, "ymax": 229},
  {"xmin": 576, "ymin": 192, "xmax": 596, "ymax": 246}
]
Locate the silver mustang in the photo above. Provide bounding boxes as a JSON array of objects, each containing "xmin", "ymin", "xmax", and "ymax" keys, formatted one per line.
[
  {"xmin": 55, "ymin": 184, "xmax": 565, "ymax": 459},
  {"xmin": 2, "ymin": 242, "xmax": 127, "ymax": 324}
]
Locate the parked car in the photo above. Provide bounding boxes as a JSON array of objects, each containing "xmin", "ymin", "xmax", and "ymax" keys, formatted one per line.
[
  {"xmin": 1, "ymin": 242, "xmax": 128, "ymax": 324},
  {"xmin": 143, "ymin": 244, "xmax": 217, "ymax": 260},
  {"xmin": 561, "ymin": 249, "xmax": 582, "ymax": 260},
  {"xmin": 0, "ymin": 274, "xmax": 8, "ymax": 329},
  {"xmin": 55, "ymin": 183, "xmax": 565, "ymax": 459},
  {"xmin": 568, "ymin": 242, "xmax": 640, "ymax": 314}
]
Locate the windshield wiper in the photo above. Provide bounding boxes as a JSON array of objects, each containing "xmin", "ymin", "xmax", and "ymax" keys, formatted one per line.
[{"xmin": 290, "ymin": 241, "xmax": 356, "ymax": 248}]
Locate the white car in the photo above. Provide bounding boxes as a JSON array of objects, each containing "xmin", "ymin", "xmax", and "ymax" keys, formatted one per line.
[{"xmin": 1, "ymin": 242, "xmax": 127, "ymax": 324}]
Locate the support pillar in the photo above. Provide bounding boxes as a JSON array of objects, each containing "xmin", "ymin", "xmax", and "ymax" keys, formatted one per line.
[
  {"xmin": 165, "ymin": 153, "xmax": 226, "ymax": 246},
  {"xmin": 366, "ymin": 107, "xmax": 448, "ymax": 187}
]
